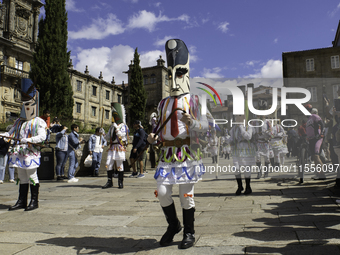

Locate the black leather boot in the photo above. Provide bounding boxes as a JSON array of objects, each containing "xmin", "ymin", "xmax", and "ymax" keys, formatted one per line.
[
  {"xmin": 9, "ymin": 183, "xmax": 29, "ymax": 211},
  {"xmin": 102, "ymin": 170, "xmax": 113, "ymax": 189},
  {"xmin": 179, "ymin": 207, "xmax": 195, "ymax": 249},
  {"xmin": 235, "ymin": 174, "xmax": 243, "ymax": 195},
  {"xmin": 118, "ymin": 171, "xmax": 124, "ymax": 189},
  {"xmin": 160, "ymin": 203, "xmax": 182, "ymax": 246},
  {"xmin": 244, "ymin": 178, "xmax": 252, "ymax": 195},
  {"xmin": 25, "ymin": 184, "xmax": 39, "ymax": 211}
]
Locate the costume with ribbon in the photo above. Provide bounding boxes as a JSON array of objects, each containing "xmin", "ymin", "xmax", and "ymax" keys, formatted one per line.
[{"xmin": 153, "ymin": 93, "xmax": 208, "ymax": 185}]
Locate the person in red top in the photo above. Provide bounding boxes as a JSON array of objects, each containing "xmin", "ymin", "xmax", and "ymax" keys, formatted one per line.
[
  {"xmin": 298, "ymin": 120, "xmax": 306, "ymax": 137},
  {"xmin": 39, "ymin": 110, "xmax": 50, "ymax": 128}
]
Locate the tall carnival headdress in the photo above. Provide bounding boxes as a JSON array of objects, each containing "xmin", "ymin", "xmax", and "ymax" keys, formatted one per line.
[
  {"xmin": 19, "ymin": 78, "xmax": 39, "ymax": 121},
  {"xmin": 111, "ymin": 102, "xmax": 126, "ymax": 125},
  {"xmin": 165, "ymin": 39, "xmax": 190, "ymax": 96}
]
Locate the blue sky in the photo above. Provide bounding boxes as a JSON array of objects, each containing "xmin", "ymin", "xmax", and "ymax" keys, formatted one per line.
[{"xmin": 40, "ymin": 0, "xmax": 340, "ymax": 85}]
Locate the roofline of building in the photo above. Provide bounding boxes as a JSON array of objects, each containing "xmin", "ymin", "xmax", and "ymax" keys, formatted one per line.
[
  {"xmin": 68, "ymin": 68, "xmax": 124, "ymax": 91},
  {"xmin": 333, "ymin": 20, "xmax": 340, "ymax": 47},
  {"xmin": 123, "ymin": 65, "xmax": 168, "ymax": 74},
  {"xmin": 282, "ymin": 46, "xmax": 334, "ymax": 55}
]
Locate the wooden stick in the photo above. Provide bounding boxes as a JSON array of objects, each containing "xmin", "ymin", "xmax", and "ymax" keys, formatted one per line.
[
  {"xmin": 128, "ymin": 108, "xmax": 186, "ymax": 168},
  {"xmin": 0, "ymin": 135, "xmax": 48, "ymax": 148}
]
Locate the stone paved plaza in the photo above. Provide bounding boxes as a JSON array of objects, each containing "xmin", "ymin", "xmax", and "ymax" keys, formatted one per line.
[{"xmin": 1, "ymin": 156, "xmax": 340, "ymax": 254}]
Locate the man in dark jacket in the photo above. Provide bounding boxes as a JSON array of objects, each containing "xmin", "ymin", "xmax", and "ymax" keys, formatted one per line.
[
  {"xmin": 287, "ymin": 127, "xmax": 299, "ymax": 157},
  {"xmin": 129, "ymin": 120, "xmax": 147, "ymax": 178}
]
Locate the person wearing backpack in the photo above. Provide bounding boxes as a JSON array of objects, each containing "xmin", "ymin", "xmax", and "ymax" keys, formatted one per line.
[{"xmin": 129, "ymin": 120, "xmax": 147, "ymax": 178}]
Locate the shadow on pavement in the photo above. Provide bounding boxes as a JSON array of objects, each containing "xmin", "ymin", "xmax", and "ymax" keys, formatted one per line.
[
  {"xmin": 37, "ymin": 236, "xmax": 161, "ymax": 254},
  {"xmin": 231, "ymin": 181, "xmax": 340, "ymax": 254}
]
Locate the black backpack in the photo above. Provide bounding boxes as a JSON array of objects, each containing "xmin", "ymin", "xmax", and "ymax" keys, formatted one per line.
[{"xmin": 0, "ymin": 138, "xmax": 10, "ymax": 156}]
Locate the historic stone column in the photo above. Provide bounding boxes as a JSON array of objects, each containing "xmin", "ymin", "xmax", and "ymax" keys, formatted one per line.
[
  {"xmin": 33, "ymin": 7, "xmax": 40, "ymax": 44},
  {"xmin": 8, "ymin": 0, "xmax": 16, "ymax": 35}
]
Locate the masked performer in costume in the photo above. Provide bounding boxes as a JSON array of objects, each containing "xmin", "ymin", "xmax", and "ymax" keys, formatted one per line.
[
  {"xmin": 102, "ymin": 103, "xmax": 128, "ymax": 189},
  {"xmin": 4, "ymin": 81, "xmax": 47, "ymax": 211},
  {"xmin": 270, "ymin": 119, "xmax": 288, "ymax": 169},
  {"xmin": 223, "ymin": 131, "xmax": 231, "ymax": 159},
  {"xmin": 228, "ymin": 116, "xmax": 257, "ymax": 195},
  {"xmin": 255, "ymin": 117, "xmax": 274, "ymax": 178},
  {"xmin": 148, "ymin": 39, "xmax": 208, "ymax": 249},
  {"xmin": 207, "ymin": 129, "xmax": 218, "ymax": 163}
]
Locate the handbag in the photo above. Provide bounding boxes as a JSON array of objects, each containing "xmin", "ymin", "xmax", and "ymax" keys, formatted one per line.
[
  {"xmin": 69, "ymin": 143, "xmax": 83, "ymax": 158},
  {"xmin": 84, "ymin": 154, "xmax": 92, "ymax": 167}
]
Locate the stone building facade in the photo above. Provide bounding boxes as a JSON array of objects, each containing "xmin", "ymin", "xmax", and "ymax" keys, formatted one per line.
[
  {"xmin": 0, "ymin": 0, "xmax": 126, "ymax": 129},
  {"xmin": 282, "ymin": 20, "xmax": 340, "ymax": 122},
  {"xmin": 125, "ymin": 56, "xmax": 169, "ymax": 127},
  {"xmin": 0, "ymin": 0, "xmax": 43, "ymax": 123},
  {"xmin": 68, "ymin": 65, "xmax": 126, "ymax": 130}
]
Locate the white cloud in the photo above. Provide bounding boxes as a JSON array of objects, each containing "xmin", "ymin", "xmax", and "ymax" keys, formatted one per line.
[
  {"xmin": 154, "ymin": 2, "xmax": 162, "ymax": 7},
  {"xmin": 123, "ymin": 0, "xmax": 139, "ymax": 3},
  {"xmin": 127, "ymin": 10, "xmax": 190, "ymax": 32},
  {"xmin": 202, "ymin": 18, "xmax": 209, "ymax": 24},
  {"xmin": 188, "ymin": 45, "xmax": 198, "ymax": 63},
  {"xmin": 69, "ymin": 10, "xmax": 190, "ymax": 40},
  {"xmin": 274, "ymin": 38, "xmax": 278, "ymax": 44},
  {"xmin": 246, "ymin": 61, "xmax": 256, "ymax": 67},
  {"xmin": 245, "ymin": 59, "xmax": 282, "ymax": 78},
  {"xmin": 66, "ymin": 0, "xmax": 83, "ymax": 12},
  {"xmin": 329, "ymin": 3, "xmax": 340, "ymax": 17},
  {"xmin": 218, "ymin": 21, "xmax": 229, "ymax": 33},
  {"xmin": 69, "ymin": 14, "xmax": 125, "ymax": 40},
  {"xmin": 154, "ymin": 35, "xmax": 176, "ymax": 47},
  {"xmin": 73, "ymin": 45, "xmax": 166, "ymax": 84},
  {"xmin": 178, "ymin": 14, "xmax": 190, "ymax": 23},
  {"xmin": 140, "ymin": 50, "xmax": 165, "ymax": 67},
  {"xmin": 201, "ymin": 67, "xmax": 223, "ymax": 78}
]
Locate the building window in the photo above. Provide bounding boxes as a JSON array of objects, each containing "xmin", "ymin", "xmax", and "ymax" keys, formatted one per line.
[
  {"xmin": 105, "ymin": 110, "xmax": 110, "ymax": 119},
  {"xmin": 106, "ymin": 90, "xmax": 110, "ymax": 100},
  {"xmin": 76, "ymin": 80, "xmax": 82, "ymax": 92},
  {"xmin": 92, "ymin": 86, "xmax": 97, "ymax": 96},
  {"xmin": 331, "ymin": 55, "xmax": 340, "ymax": 69},
  {"xmin": 3, "ymin": 56, "xmax": 7, "ymax": 65},
  {"xmin": 307, "ymin": 87, "xmax": 317, "ymax": 102},
  {"xmin": 150, "ymin": 74, "xmax": 156, "ymax": 83},
  {"xmin": 76, "ymin": 102, "xmax": 81, "ymax": 113},
  {"xmin": 165, "ymin": 75, "xmax": 169, "ymax": 86},
  {"xmin": 143, "ymin": 75, "xmax": 148, "ymax": 85},
  {"xmin": 91, "ymin": 106, "xmax": 96, "ymax": 117},
  {"xmin": 306, "ymin": 58, "xmax": 314, "ymax": 72},
  {"xmin": 15, "ymin": 60, "xmax": 23, "ymax": 70},
  {"xmin": 118, "ymin": 94, "xmax": 122, "ymax": 103}
]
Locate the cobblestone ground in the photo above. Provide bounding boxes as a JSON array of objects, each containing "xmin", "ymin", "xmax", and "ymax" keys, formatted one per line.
[{"xmin": 1, "ymin": 155, "xmax": 340, "ymax": 254}]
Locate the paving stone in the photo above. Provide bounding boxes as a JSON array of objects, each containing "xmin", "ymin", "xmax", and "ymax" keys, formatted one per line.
[
  {"xmin": 76, "ymin": 215, "xmax": 139, "ymax": 227},
  {"xmin": 0, "ymin": 157, "xmax": 339, "ymax": 254}
]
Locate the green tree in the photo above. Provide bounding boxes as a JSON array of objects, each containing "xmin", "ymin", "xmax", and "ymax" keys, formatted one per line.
[
  {"xmin": 129, "ymin": 48, "xmax": 147, "ymax": 125},
  {"xmin": 30, "ymin": 0, "xmax": 73, "ymax": 121}
]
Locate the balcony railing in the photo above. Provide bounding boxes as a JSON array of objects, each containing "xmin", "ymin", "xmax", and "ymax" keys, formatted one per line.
[{"xmin": 1, "ymin": 65, "xmax": 30, "ymax": 79}]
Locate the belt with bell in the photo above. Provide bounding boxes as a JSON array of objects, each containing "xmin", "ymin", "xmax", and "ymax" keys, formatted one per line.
[{"xmin": 163, "ymin": 137, "xmax": 191, "ymax": 148}]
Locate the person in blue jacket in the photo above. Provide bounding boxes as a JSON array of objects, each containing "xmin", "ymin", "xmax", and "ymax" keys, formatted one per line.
[
  {"xmin": 67, "ymin": 124, "xmax": 83, "ymax": 183},
  {"xmin": 88, "ymin": 127, "xmax": 107, "ymax": 176},
  {"xmin": 55, "ymin": 125, "xmax": 69, "ymax": 181}
]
